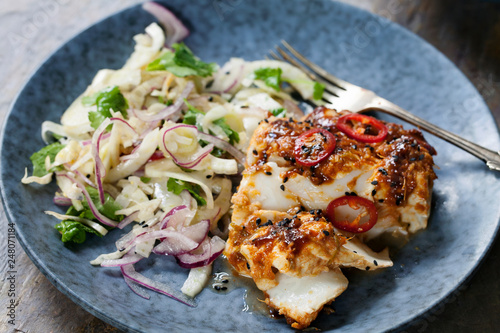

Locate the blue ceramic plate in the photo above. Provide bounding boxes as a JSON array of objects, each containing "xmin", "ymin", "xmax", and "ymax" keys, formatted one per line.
[{"xmin": 2, "ymin": 1, "xmax": 500, "ymax": 332}]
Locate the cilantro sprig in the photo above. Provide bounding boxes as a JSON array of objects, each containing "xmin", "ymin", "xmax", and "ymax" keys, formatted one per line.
[
  {"xmin": 147, "ymin": 42, "xmax": 217, "ymax": 77},
  {"xmin": 83, "ymin": 86, "xmax": 129, "ymax": 129},
  {"xmin": 167, "ymin": 178, "xmax": 206, "ymax": 206},
  {"xmin": 29, "ymin": 142, "xmax": 65, "ymax": 177}
]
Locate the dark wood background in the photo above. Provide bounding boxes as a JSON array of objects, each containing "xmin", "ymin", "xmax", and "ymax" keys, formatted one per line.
[{"xmin": 0, "ymin": 0, "xmax": 499, "ymax": 332}]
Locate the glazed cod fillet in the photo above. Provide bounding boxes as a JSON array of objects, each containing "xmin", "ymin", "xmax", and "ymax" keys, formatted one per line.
[{"xmin": 225, "ymin": 107, "xmax": 436, "ymax": 329}]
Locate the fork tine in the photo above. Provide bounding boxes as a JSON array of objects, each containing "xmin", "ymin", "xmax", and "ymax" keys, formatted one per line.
[
  {"xmin": 274, "ymin": 46, "xmax": 343, "ymax": 98},
  {"xmin": 280, "ymin": 40, "xmax": 355, "ymax": 90}
]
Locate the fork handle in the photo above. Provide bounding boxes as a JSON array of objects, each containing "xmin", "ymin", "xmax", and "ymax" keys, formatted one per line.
[{"xmin": 367, "ymin": 97, "xmax": 500, "ymax": 171}]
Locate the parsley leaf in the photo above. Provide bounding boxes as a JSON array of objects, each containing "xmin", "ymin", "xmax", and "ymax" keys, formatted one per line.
[
  {"xmin": 271, "ymin": 108, "xmax": 286, "ymax": 118},
  {"xmin": 29, "ymin": 142, "xmax": 65, "ymax": 177},
  {"xmin": 254, "ymin": 67, "xmax": 282, "ymax": 92},
  {"xmin": 167, "ymin": 178, "xmax": 206, "ymax": 206},
  {"xmin": 212, "ymin": 118, "xmax": 240, "ymax": 145},
  {"xmin": 66, "ymin": 187, "xmax": 123, "ymax": 221},
  {"xmin": 313, "ymin": 82, "xmax": 325, "ymax": 100},
  {"xmin": 54, "ymin": 220, "xmax": 102, "ymax": 244},
  {"xmin": 182, "ymin": 100, "xmax": 205, "ymax": 128},
  {"xmin": 84, "ymin": 86, "xmax": 129, "ymax": 129},
  {"xmin": 147, "ymin": 42, "xmax": 216, "ymax": 77}
]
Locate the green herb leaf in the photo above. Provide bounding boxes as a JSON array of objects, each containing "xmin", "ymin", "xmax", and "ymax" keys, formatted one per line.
[
  {"xmin": 313, "ymin": 82, "xmax": 325, "ymax": 100},
  {"xmin": 29, "ymin": 142, "xmax": 65, "ymax": 177},
  {"xmin": 54, "ymin": 220, "xmax": 102, "ymax": 244},
  {"xmin": 66, "ymin": 187, "xmax": 123, "ymax": 221},
  {"xmin": 182, "ymin": 99, "xmax": 204, "ymax": 129},
  {"xmin": 140, "ymin": 177, "xmax": 151, "ymax": 183},
  {"xmin": 254, "ymin": 67, "xmax": 282, "ymax": 92},
  {"xmin": 85, "ymin": 86, "xmax": 129, "ymax": 129},
  {"xmin": 158, "ymin": 96, "xmax": 173, "ymax": 105},
  {"xmin": 167, "ymin": 178, "xmax": 206, "ymax": 206},
  {"xmin": 271, "ymin": 108, "xmax": 286, "ymax": 118},
  {"xmin": 147, "ymin": 43, "xmax": 216, "ymax": 77},
  {"xmin": 212, "ymin": 118, "xmax": 240, "ymax": 145}
]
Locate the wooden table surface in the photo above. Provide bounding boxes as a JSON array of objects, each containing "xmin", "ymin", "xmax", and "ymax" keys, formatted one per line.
[{"xmin": 1, "ymin": 1, "xmax": 499, "ymax": 332}]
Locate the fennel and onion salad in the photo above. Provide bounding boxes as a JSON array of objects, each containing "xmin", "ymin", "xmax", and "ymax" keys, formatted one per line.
[{"xmin": 22, "ymin": 2, "xmax": 323, "ymax": 306}]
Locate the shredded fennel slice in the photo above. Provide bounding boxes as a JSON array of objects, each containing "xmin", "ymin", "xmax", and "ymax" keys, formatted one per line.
[
  {"xmin": 181, "ymin": 264, "xmax": 212, "ymax": 297},
  {"xmin": 44, "ymin": 211, "xmax": 108, "ymax": 236},
  {"xmin": 21, "ymin": 168, "xmax": 53, "ymax": 185},
  {"xmin": 90, "ymin": 249, "xmax": 128, "ymax": 266},
  {"xmin": 143, "ymin": 168, "xmax": 214, "ymax": 209}
]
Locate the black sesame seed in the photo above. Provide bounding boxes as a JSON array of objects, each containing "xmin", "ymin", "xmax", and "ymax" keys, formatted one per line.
[
  {"xmin": 291, "ymin": 157, "xmax": 296, "ymax": 163},
  {"xmin": 256, "ymin": 218, "xmax": 262, "ymax": 225},
  {"xmin": 222, "ymin": 279, "xmax": 229, "ymax": 283},
  {"xmin": 379, "ymin": 168, "xmax": 388, "ymax": 176},
  {"xmin": 409, "ymin": 157, "xmax": 417, "ymax": 162},
  {"xmin": 310, "ymin": 210, "xmax": 315, "ymax": 214},
  {"xmin": 378, "ymin": 199, "xmax": 384, "ymax": 203},
  {"xmin": 372, "ymin": 189, "xmax": 377, "ymax": 196},
  {"xmin": 365, "ymin": 266, "xmax": 370, "ymax": 271},
  {"xmin": 353, "ymin": 250, "xmax": 357, "ymax": 254},
  {"xmin": 264, "ymin": 119, "xmax": 269, "ymax": 123},
  {"xmin": 345, "ymin": 191, "xmax": 351, "ymax": 196},
  {"xmin": 323, "ymin": 230, "xmax": 330, "ymax": 236},
  {"xmin": 314, "ymin": 216, "xmax": 321, "ymax": 221},
  {"xmin": 241, "ymin": 105, "xmax": 249, "ymax": 108},
  {"xmin": 247, "ymin": 263, "xmax": 250, "ymax": 269},
  {"xmin": 419, "ymin": 154, "xmax": 425, "ymax": 160},
  {"xmin": 142, "ymin": 224, "xmax": 148, "ymax": 228},
  {"xmin": 208, "ymin": 96, "xmax": 214, "ymax": 102},
  {"xmin": 265, "ymin": 171, "xmax": 272, "ymax": 176},
  {"xmin": 221, "ymin": 286, "xmax": 228, "ymax": 291},
  {"xmin": 371, "ymin": 180, "xmax": 378, "ymax": 185},
  {"xmin": 283, "ymin": 176, "xmax": 289, "ymax": 183},
  {"xmin": 253, "ymin": 149, "xmax": 258, "ymax": 155},
  {"xmin": 289, "ymin": 117, "xmax": 294, "ymax": 122},
  {"xmin": 316, "ymin": 209, "xmax": 322, "ymax": 214},
  {"xmin": 374, "ymin": 260, "xmax": 378, "ymax": 266},
  {"xmin": 280, "ymin": 184, "xmax": 285, "ymax": 191},
  {"xmin": 215, "ymin": 285, "xmax": 222, "ymax": 291},
  {"xmin": 225, "ymin": 71, "xmax": 230, "ymax": 75},
  {"xmin": 206, "ymin": 175, "xmax": 212, "ymax": 179},
  {"xmin": 352, "ymin": 144, "xmax": 357, "ymax": 150},
  {"xmin": 283, "ymin": 156, "xmax": 291, "ymax": 161}
]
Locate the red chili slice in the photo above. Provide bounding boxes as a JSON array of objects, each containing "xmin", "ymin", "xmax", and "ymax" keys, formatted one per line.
[
  {"xmin": 325, "ymin": 195, "xmax": 378, "ymax": 233},
  {"xmin": 294, "ymin": 128, "xmax": 336, "ymax": 166},
  {"xmin": 336, "ymin": 113, "xmax": 388, "ymax": 143}
]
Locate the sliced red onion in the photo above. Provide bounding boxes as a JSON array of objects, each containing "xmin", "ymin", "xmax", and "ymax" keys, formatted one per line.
[
  {"xmin": 73, "ymin": 170, "xmax": 96, "ymax": 188},
  {"xmin": 58, "ymin": 173, "xmax": 118, "ymax": 227},
  {"xmin": 162, "ymin": 124, "xmax": 214, "ymax": 168},
  {"xmin": 176, "ymin": 236, "xmax": 225, "ymax": 269},
  {"xmin": 91, "ymin": 119, "xmax": 111, "ymax": 204},
  {"xmin": 197, "ymin": 132, "xmax": 246, "ymax": 165},
  {"xmin": 117, "ymin": 211, "xmax": 140, "ymax": 229},
  {"xmin": 53, "ymin": 195, "xmax": 72, "ymax": 206},
  {"xmin": 101, "ymin": 252, "xmax": 143, "ymax": 267},
  {"xmin": 152, "ymin": 231, "xmax": 200, "ymax": 256},
  {"xmin": 180, "ymin": 220, "xmax": 210, "ymax": 244},
  {"xmin": 148, "ymin": 150, "xmax": 165, "ymax": 162},
  {"xmin": 82, "ymin": 133, "xmax": 110, "ymax": 146},
  {"xmin": 121, "ymin": 264, "xmax": 196, "ymax": 307},
  {"xmin": 116, "ymin": 229, "xmax": 144, "ymax": 251},
  {"xmin": 142, "ymin": 1, "xmax": 190, "ymax": 46},
  {"xmin": 134, "ymin": 81, "xmax": 193, "ymax": 122},
  {"xmin": 124, "ymin": 275, "xmax": 151, "ymax": 300}
]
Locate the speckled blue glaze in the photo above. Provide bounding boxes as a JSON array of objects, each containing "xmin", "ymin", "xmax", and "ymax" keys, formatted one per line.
[{"xmin": 1, "ymin": 1, "xmax": 500, "ymax": 332}]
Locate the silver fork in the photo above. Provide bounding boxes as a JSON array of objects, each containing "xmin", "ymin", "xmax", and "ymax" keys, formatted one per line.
[{"xmin": 271, "ymin": 40, "xmax": 500, "ymax": 172}]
